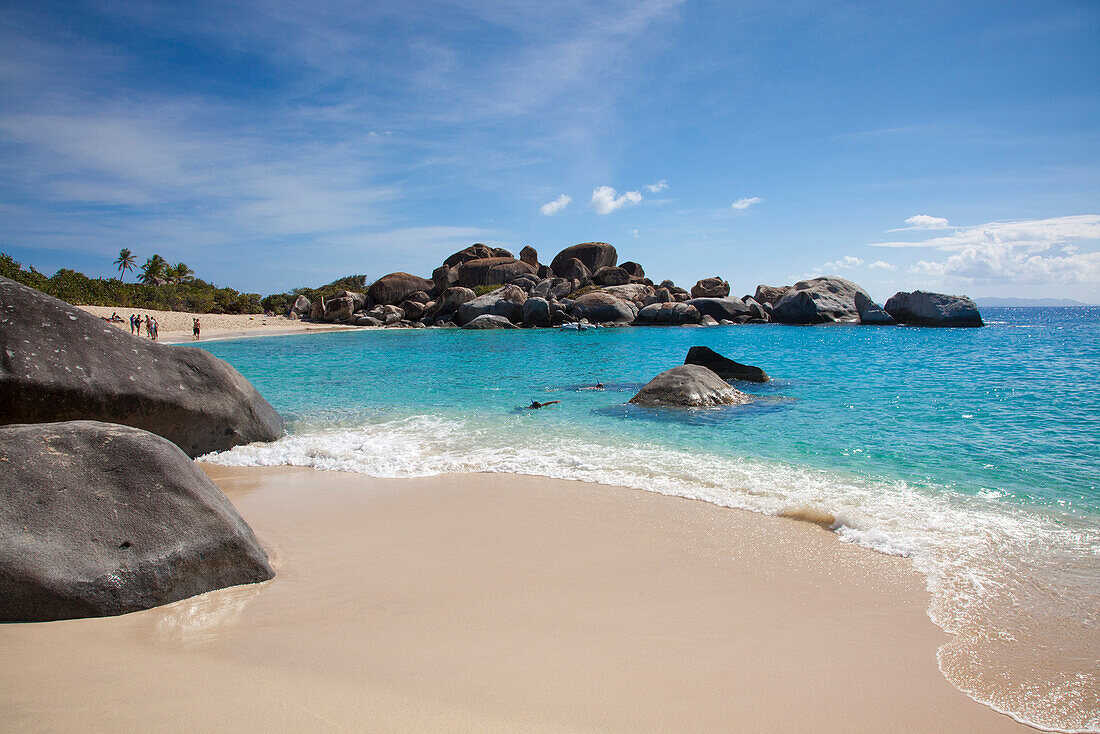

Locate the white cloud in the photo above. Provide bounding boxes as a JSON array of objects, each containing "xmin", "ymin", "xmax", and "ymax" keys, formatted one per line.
[
  {"xmin": 539, "ymin": 194, "xmax": 572, "ymax": 216},
  {"xmin": 589, "ymin": 185, "xmax": 642, "ymax": 214},
  {"xmin": 629, "ymin": 228, "xmax": 639, "ymax": 238},
  {"xmin": 888, "ymin": 214, "xmax": 951, "ymax": 231},
  {"xmin": 867, "ymin": 260, "xmax": 896, "ymax": 271},
  {"xmin": 731, "ymin": 196, "xmax": 764, "ymax": 210},
  {"xmin": 822, "ymin": 255, "xmax": 864, "ymax": 270},
  {"xmin": 645, "ymin": 179, "xmax": 669, "ymax": 193},
  {"xmin": 870, "ymin": 215, "xmax": 1100, "ymax": 287}
]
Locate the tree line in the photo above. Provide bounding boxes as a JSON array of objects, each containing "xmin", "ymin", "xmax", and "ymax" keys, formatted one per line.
[{"xmin": 1, "ymin": 249, "xmax": 366, "ymax": 316}]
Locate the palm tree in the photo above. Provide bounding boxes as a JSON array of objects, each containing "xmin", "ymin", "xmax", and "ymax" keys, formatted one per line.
[
  {"xmin": 170, "ymin": 262, "xmax": 194, "ymax": 284},
  {"xmin": 139, "ymin": 254, "xmax": 168, "ymax": 284},
  {"xmin": 114, "ymin": 248, "xmax": 136, "ymax": 281}
]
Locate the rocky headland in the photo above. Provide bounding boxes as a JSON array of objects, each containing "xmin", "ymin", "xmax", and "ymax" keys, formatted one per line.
[{"xmin": 289, "ymin": 241, "xmax": 983, "ymax": 330}]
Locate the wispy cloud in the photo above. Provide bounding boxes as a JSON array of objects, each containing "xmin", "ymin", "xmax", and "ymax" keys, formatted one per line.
[
  {"xmin": 540, "ymin": 194, "xmax": 572, "ymax": 216},
  {"xmin": 731, "ymin": 196, "xmax": 764, "ymax": 210},
  {"xmin": 645, "ymin": 179, "xmax": 669, "ymax": 193},
  {"xmin": 629, "ymin": 228, "xmax": 640, "ymax": 238},
  {"xmin": 822, "ymin": 255, "xmax": 864, "ymax": 270},
  {"xmin": 888, "ymin": 214, "xmax": 952, "ymax": 231},
  {"xmin": 590, "ymin": 185, "xmax": 643, "ymax": 214},
  {"xmin": 871, "ymin": 215, "xmax": 1100, "ymax": 286}
]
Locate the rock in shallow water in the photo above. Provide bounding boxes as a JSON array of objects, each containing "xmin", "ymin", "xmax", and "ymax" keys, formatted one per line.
[
  {"xmin": 0, "ymin": 277, "xmax": 284, "ymax": 458},
  {"xmin": 629, "ymin": 365, "xmax": 752, "ymax": 407},
  {"xmin": 684, "ymin": 346, "xmax": 769, "ymax": 382},
  {"xmin": 0, "ymin": 420, "xmax": 274, "ymax": 622}
]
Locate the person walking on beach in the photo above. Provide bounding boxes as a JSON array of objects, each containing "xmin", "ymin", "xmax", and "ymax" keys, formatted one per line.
[
  {"xmin": 129, "ymin": 314, "xmax": 136, "ymax": 334},
  {"xmin": 150, "ymin": 317, "xmax": 159, "ymax": 341},
  {"xmin": 193, "ymin": 318, "xmax": 201, "ymax": 340}
]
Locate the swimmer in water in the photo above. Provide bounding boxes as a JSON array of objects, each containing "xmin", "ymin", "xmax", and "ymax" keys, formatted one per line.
[{"xmin": 527, "ymin": 400, "xmax": 561, "ymax": 409}]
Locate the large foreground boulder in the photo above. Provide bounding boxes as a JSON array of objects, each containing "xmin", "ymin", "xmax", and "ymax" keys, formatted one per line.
[
  {"xmin": 770, "ymin": 277, "xmax": 869, "ymax": 324},
  {"xmin": 884, "ymin": 291, "xmax": 983, "ymax": 327},
  {"xmin": 0, "ymin": 278, "xmax": 284, "ymax": 457},
  {"xmin": 684, "ymin": 346, "xmax": 769, "ymax": 382},
  {"xmin": 550, "ymin": 242, "xmax": 618, "ymax": 276},
  {"xmin": 629, "ymin": 365, "xmax": 752, "ymax": 407},
  {"xmin": 0, "ymin": 421, "xmax": 274, "ymax": 621},
  {"xmin": 368, "ymin": 272, "xmax": 436, "ymax": 306}
]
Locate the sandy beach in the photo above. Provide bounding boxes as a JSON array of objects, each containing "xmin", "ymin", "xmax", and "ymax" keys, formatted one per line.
[
  {"xmin": 77, "ymin": 305, "xmax": 356, "ymax": 342},
  {"xmin": 0, "ymin": 466, "xmax": 1032, "ymax": 733}
]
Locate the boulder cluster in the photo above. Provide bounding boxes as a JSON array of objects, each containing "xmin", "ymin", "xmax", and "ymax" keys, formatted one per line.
[
  {"xmin": 291, "ymin": 242, "xmax": 983, "ymax": 329},
  {"xmin": 0, "ymin": 277, "xmax": 277, "ymax": 621}
]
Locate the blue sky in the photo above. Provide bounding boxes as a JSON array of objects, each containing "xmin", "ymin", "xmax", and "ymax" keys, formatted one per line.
[{"xmin": 1, "ymin": 0, "xmax": 1098, "ymax": 301}]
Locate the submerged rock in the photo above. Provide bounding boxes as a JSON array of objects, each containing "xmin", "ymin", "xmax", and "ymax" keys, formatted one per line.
[
  {"xmin": 0, "ymin": 420, "xmax": 274, "ymax": 622},
  {"xmin": 0, "ymin": 277, "xmax": 284, "ymax": 458},
  {"xmin": 629, "ymin": 365, "xmax": 752, "ymax": 407},
  {"xmin": 884, "ymin": 290, "xmax": 983, "ymax": 327},
  {"xmin": 684, "ymin": 346, "xmax": 769, "ymax": 382}
]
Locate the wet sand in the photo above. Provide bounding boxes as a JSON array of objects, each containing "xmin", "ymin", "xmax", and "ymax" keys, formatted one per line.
[{"xmin": 0, "ymin": 466, "xmax": 1033, "ymax": 732}]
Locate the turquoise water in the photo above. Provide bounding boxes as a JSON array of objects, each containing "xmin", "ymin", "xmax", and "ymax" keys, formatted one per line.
[{"xmin": 199, "ymin": 307, "xmax": 1100, "ymax": 732}]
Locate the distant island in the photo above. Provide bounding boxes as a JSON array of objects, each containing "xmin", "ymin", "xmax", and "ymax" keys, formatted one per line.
[{"xmin": 974, "ymin": 296, "xmax": 1096, "ymax": 307}]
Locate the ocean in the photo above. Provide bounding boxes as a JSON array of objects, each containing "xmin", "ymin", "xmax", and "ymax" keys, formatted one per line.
[{"xmin": 200, "ymin": 306, "xmax": 1100, "ymax": 732}]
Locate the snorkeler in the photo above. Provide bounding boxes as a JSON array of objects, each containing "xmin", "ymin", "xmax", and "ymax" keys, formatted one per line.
[{"xmin": 526, "ymin": 400, "xmax": 562, "ymax": 409}]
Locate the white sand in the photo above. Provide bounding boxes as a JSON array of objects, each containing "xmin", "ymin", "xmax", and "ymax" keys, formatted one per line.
[
  {"xmin": 0, "ymin": 467, "xmax": 1032, "ymax": 732},
  {"xmin": 77, "ymin": 304, "xmax": 356, "ymax": 342}
]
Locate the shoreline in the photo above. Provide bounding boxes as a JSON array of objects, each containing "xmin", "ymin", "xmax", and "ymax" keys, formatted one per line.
[
  {"xmin": 0, "ymin": 465, "xmax": 1033, "ymax": 732},
  {"xmin": 76, "ymin": 304, "xmax": 358, "ymax": 343}
]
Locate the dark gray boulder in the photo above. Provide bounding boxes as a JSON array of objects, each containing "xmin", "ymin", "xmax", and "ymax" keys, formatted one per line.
[
  {"xmin": 593, "ymin": 266, "xmax": 631, "ymax": 286},
  {"xmin": 368, "ymin": 272, "xmax": 436, "ymax": 306},
  {"xmin": 309, "ymin": 299, "xmax": 326, "ymax": 320},
  {"xmin": 431, "ymin": 264, "xmax": 459, "ymax": 294},
  {"xmin": 569, "ymin": 291, "xmax": 638, "ymax": 324},
  {"xmin": 0, "ymin": 278, "xmax": 283, "ymax": 458},
  {"xmin": 691, "ymin": 277, "xmax": 731, "ymax": 298},
  {"xmin": 454, "ymin": 257, "xmax": 537, "ymax": 289},
  {"xmin": 629, "ymin": 365, "xmax": 752, "ymax": 407},
  {"xmin": 770, "ymin": 277, "xmax": 869, "ymax": 324},
  {"xmin": 462, "ymin": 314, "xmax": 518, "ymax": 329},
  {"xmin": 550, "ymin": 242, "xmax": 618, "ymax": 276},
  {"xmin": 323, "ymin": 295, "xmax": 357, "ymax": 323},
  {"xmin": 0, "ymin": 420, "xmax": 273, "ymax": 621},
  {"xmin": 884, "ymin": 291, "xmax": 983, "ymax": 327},
  {"xmin": 855, "ymin": 292, "xmax": 896, "ymax": 325},
  {"xmin": 635, "ymin": 302, "xmax": 702, "ymax": 325},
  {"xmin": 398, "ymin": 299, "xmax": 428, "ymax": 321},
  {"xmin": 619, "ymin": 261, "xmax": 645, "ymax": 279},
  {"xmin": 684, "ymin": 346, "xmax": 769, "ymax": 382},
  {"xmin": 522, "ymin": 297, "xmax": 551, "ymax": 326},
  {"xmin": 355, "ymin": 315, "xmax": 383, "ymax": 326},
  {"xmin": 432, "ymin": 286, "xmax": 477, "ymax": 318},
  {"xmin": 687, "ymin": 297, "xmax": 754, "ymax": 323},
  {"xmin": 456, "ymin": 285, "xmax": 527, "ymax": 326}
]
